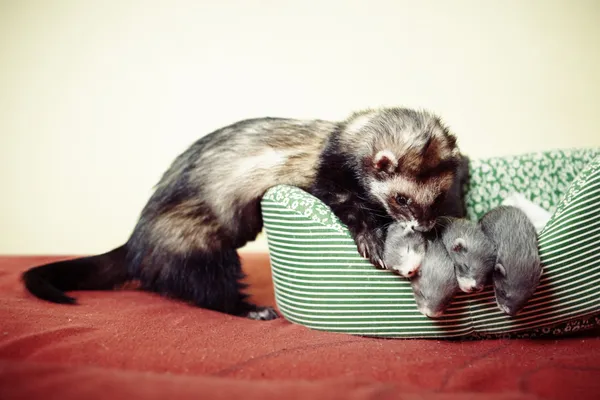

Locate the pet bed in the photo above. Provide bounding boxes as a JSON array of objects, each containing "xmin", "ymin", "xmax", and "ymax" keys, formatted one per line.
[{"xmin": 261, "ymin": 148, "xmax": 600, "ymax": 339}]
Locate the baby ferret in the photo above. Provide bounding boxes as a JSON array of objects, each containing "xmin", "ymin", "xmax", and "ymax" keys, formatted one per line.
[
  {"xmin": 441, "ymin": 218, "xmax": 497, "ymax": 293},
  {"xmin": 412, "ymin": 235, "xmax": 459, "ymax": 318},
  {"xmin": 480, "ymin": 205, "xmax": 542, "ymax": 316},
  {"xmin": 384, "ymin": 226, "xmax": 451, "ymax": 317}
]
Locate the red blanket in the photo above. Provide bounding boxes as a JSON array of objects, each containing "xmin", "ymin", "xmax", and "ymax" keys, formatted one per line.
[{"xmin": 1, "ymin": 255, "xmax": 599, "ymax": 400}]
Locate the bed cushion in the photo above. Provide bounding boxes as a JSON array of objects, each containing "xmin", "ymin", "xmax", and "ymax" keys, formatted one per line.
[{"xmin": 261, "ymin": 148, "xmax": 600, "ymax": 339}]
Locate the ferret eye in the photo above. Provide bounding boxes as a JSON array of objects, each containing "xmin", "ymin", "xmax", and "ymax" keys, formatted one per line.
[{"xmin": 395, "ymin": 195, "xmax": 409, "ymax": 206}]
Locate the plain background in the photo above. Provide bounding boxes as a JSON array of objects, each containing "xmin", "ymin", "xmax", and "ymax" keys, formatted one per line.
[{"xmin": 1, "ymin": 0, "xmax": 599, "ymax": 255}]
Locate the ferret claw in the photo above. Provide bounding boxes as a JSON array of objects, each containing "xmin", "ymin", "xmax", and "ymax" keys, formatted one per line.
[
  {"xmin": 354, "ymin": 232, "xmax": 387, "ymax": 270},
  {"xmin": 358, "ymin": 243, "xmax": 369, "ymax": 259}
]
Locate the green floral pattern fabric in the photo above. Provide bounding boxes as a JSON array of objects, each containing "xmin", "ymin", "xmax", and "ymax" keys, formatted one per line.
[{"xmin": 466, "ymin": 148, "xmax": 598, "ymax": 220}]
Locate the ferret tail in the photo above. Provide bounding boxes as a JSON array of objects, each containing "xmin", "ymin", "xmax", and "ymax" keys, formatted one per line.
[{"xmin": 22, "ymin": 244, "xmax": 129, "ymax": 304}]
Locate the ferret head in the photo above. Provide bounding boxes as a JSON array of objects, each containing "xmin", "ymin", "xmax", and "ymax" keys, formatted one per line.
[
  {"xmin": 411, "ymin": 240, "xmax": 458, "ymax": 318},
  {"xmin": 343, "ymin": 108, "xmax": 462, "ymax": 232},
  {"xmin": 441, "ymin": 219, "xmax": 497, "ymax": 293},
  {"xmin": 493, "ymin": 259, "xmax": 543, "ymax": 317},
  {"xmin": 383, "ymin": 223, "xmax": 427, "ymax": 278}
]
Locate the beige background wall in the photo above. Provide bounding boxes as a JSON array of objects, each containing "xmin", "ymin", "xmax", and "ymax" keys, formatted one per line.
[{"xmin": 1, "ymin": 0, "xmax": 599, "ymax": 255}]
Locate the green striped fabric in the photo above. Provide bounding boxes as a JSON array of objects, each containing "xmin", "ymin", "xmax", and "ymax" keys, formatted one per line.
[{"xmin": 261, "ymin": 148, "xmax": 600, "ymax": 339}]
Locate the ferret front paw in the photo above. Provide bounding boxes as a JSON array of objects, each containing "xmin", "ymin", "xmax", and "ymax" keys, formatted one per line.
[{"xmin": 355, "ymin": 231, "xmax": 387, "ymax": 270}]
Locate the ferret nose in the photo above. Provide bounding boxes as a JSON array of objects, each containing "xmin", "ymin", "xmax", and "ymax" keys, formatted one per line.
[
  {"xmin": 465, "ymin": 286, "xmax": 483, "ymax": 293},
  {"xmin": 498, "ymin": 304, "xmax": 517, "ymax": 316},
  {"xmin": 458, "ymin": 278, "xmax": 480, "ymax": 293},
  {"xmin": 413, "ymin": 222, "xmax": 434, "ymax": 233},
  {"xmin": 404, "ymin": 263, "xmax": 421, "ymax": 278},
  {"xmin": 393, "ymin": 262, "xmax": 421, "ymax": 278},
  {"xmin": 420, "ymin": 307, "xmax": 443, "ymax": 319},
  {"xmin": 405, "ymin": 221, "xmax": 417, "ymax": 232}
]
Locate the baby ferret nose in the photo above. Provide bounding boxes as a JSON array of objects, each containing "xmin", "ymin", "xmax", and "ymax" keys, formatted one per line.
[
  {"xmin": 404, "ymin": 265, "xmax": 420, "ymax": 278},
  {"xmin": 420, "ymin": 307, "xmax": 443, "ymax": 319},
  {"xmin": 467, "ymin": 284, "xmax": 484, "ymax": 293},
  {"xmin": 461, "ymin": 283, "xmax": 483, "ymax": 293}
]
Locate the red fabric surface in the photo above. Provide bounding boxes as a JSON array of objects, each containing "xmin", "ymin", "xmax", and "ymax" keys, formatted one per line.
[{"xmin": 1, "ymin": 255, "xmax": 599, "ymax": 400}]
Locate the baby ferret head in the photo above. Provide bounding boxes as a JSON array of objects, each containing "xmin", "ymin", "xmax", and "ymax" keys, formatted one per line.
[
  {"xmin": 383, "ymin": 223, "xmax": 427, "ymax": 278},
  {"xmin": 341, "ymin": 108, "xmax": 462, "ymax": 233},
  {"xmin": 441, "ymin": 218, "xmax": 497, "ymax": 293},
  {"xmin": 493, "ymin": 260, "xmax": 542, "ymax": 317}
]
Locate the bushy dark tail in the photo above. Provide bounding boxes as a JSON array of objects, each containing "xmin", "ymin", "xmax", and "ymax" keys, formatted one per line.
[{"xmin": 22, "ymin": 245, "xmax": 129, "ymax": 304}]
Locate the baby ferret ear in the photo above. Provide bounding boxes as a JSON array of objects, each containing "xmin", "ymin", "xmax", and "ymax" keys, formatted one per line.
[
  {"xmin": 373, "ymin": 150, "xmax": 398, "ymax": 174},
  {"xmin": 494, "ymin": 263, "xmax": 507, "ymax": 277},
  {"xmin": 451, "ymin": 238, "xmax": 466, "ymax": 253}
]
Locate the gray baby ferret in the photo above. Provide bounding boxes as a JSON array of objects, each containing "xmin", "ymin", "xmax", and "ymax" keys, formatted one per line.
[
  {"xmin": 442, "ymin": 218, "xmax": 498, "ymax": 293},
  {"xmin": 480, "ymin": 205, "xmax": 542, "ymax": 316}
]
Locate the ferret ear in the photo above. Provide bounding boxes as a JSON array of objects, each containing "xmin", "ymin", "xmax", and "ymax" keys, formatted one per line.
[
  {"xmin": 451, "ymin": 238, "xmax": 466, "ymax": 253},
  {"xmin": 373, "ymin": 150, "xmax": 398, "ymax": 174},
  {"xmin": 495, "ymin": 263, "xmax": 506, "ymax": 277}
]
